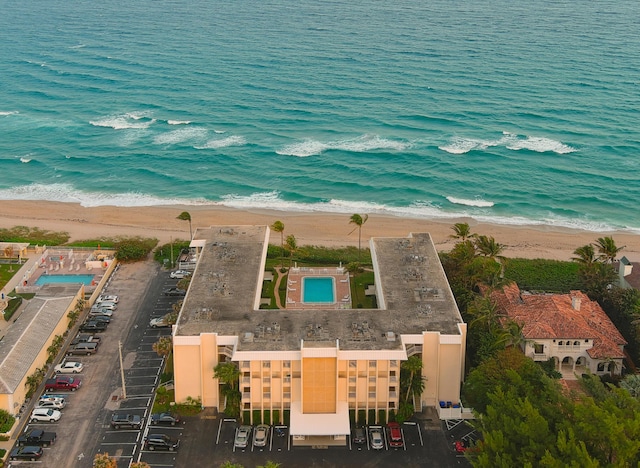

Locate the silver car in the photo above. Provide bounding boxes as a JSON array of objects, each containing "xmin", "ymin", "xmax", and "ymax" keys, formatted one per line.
[
  {"xmin": 30, "ymin": 408, "xmax": 62, "ymax": 423},
  {"xmin": 369, "ymin": 426, "xmax": 384, "ymax": 450},
  {"xmin": 234, "ymin": 425, "xmax": 251, "ymax": 449},
  {"xmin": 253, "ymin": 424, "xmax": 269, "ymax": 447}
]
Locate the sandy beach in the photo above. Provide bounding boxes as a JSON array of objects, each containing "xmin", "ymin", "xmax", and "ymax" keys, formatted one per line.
[{"xmin": 0, "ymin": 201, "xmax": 638, "ymax": 262}]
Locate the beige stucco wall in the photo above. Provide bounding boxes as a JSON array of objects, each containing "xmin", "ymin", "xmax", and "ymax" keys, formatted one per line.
[
  {"xmin": 173, "ymin": 340, "xmax": 203, "ymax": 405},
  {"xmin": 302, "ymin": 357, "xmax": 336, "ymax": 413}
]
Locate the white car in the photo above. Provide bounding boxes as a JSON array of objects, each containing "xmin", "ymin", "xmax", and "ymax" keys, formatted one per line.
[
  {"xmin": 39, "ymin": 395, "xmax": 66, "ymax": 405},
  {"xmin": 150, "ymin": 316, "xmax": 171, "ymax": 328},
  {"xmin": 97, "ymin": 294, "xmax": 119, "ymax": 304},
  {"xmin": 55, "ymin": 360, "xmax": 84, "ymax": 374},
  {"xmin": 30, "ymin": 408, "xmax": 62, "ymax": 423},
  {"xmin": 35, "ymin": 399, "xmax": 66, "ymax": 410},
  {"xmin": 170, "ymin": 270, "xmax": 191, "ymax": 279}
]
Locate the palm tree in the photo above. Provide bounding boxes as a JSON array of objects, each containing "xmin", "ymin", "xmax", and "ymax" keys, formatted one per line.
[
  {"xmin": 474, "ymin": 235, "xmax": 506, "ymax": 277},
  {"xmin": 594, "ymin": 236, "xmax": 624, "ymax": 264},
  {"xmin": 93, "ymin": 453, "xmax": 117, "ymax": 468},
  {"xmin": 572, "ymin": 244, "xmax": 597, "ymax": 266},
  {"xmin": 449, "ymin": 222, "xmax": 475, "ymax": 242},
  {"xmin": 214, "ymin": 362, "xmax": 241, "ymax": 417},
  {"xmin": 620, "ymin": 374, "xmax": 640, "ymax": 399},
  {"xmin": 152, "ymin": 336, "xmax": 173, "ymax": 357},
  {"xmin": 177, "ymin": 211, "xmax": 192, "ymax": 240},
  {"xmin": 401, "ymin": 355, "xmax": 424, "ymax": 403},
  {"xmin": 349, "ymin": 213, "xmax": 369, "ymax": 260},
  {"xmin": 285, "ymin": 234, "xmax": 297, "ymax": 269},
  {"xmin": 271, "ymin": 221, "xmax": 285, "ymax": 268}
]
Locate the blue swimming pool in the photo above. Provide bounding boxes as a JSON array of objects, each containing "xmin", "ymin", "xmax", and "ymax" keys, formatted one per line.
[
  {"xmin": 302, "ymin": 277, "xmax": 335, "ymax": 303},
  {"xmin": 35, "ymin": 274, "xmax": 95, "ymax": 286}
]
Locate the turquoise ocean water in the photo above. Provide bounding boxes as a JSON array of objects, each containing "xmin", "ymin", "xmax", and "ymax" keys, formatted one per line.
[{"xmin": 1, "ymin": 0, "xmax": 639, "ymax": 232}]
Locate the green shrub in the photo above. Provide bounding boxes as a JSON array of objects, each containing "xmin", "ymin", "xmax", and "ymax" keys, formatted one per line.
[
  {"xmin": 263, "ymin": 410, "xmax": 271, "ymax": 425},
  {"xmin": 272, "ymin": 409, "xmax": 280, "ymax": 425},
  {"xmin": 252, "ymin": 410, "xmax": 262, "ymax": 425},
  {"xmin": 154, "ymin": 241, "xmax": 190, "ymax": 266},
  {"xmin": 357, "ymin": 409, "xmax": 366, "ymax": 426},
  {"xmin": 504, "ymin": 258, "xmax": 581, "ymax": 292},
  {"xmin": 0, "ymin": 226, "xmax": 69, "ymax": 245},
  {"xmin": 3, "ymin": 296, "xmax": 22, "ymax": 321},
  {"xmin": 0, "ymin": 409, "xmax": 16, "ymax": 433},
  {"xmin": 114, "ymin": 237, "xmax": 158, "ymax": 262},
  {"xmin": 368, "ymin": 409, "xmax": 376, "ymax": 424},
  {"xmin": 378, "ymin": 409, "xmax": 387, "ymax": 425},
  {"xmin": 243, "ymin": 411, "xmax": 251, "ymax": 425}
]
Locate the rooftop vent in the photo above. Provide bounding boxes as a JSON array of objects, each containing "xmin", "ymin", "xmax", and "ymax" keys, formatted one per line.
[{"xmin": 386, "ymin": 332, "xmax": 396, "ymax": 342}]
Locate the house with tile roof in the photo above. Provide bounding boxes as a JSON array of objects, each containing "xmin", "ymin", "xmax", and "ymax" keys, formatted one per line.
[{"xmin": 490, "ymin": 283, "xmax": 626, "ymax": 377}]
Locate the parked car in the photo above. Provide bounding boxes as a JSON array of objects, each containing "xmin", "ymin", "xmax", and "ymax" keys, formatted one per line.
[
  {"xmin": 94, "ymin": 301, "xmax": 117, "ymax": 310},
  {"xmin": 150, "ymin": 412, "xmax": 181, "ymax": 426},
  {"xmin": 111, "ymin": 413, "xmax": 142, "ymax": 430},
  {"xmin": 44, "ymin": 376, "xmax": 81, "ymax": 392},
  {"xmin": 71, "ymin": 333, "xmax": 101, "ymax": 345},
  {"xmin": 79, "ymin": 320, "xmax": 108, "ymax": 333},
  {"xmin": 388, "ymin": 422, "xmax": 403, "ymax": 448},
  {"xmin": 17, "ymin": 429, "xmax": 57, "ymax": 447},
  {"xmin": 30, "ymin": 408, "xmax": 62, "ymax": 423},
  {"xmin": 253, "ymin": 424, "xmax": 269, "ymax": 447},
  {"xmin": 35, "ymin": 399, "xmax": 66, "ymax": 410},
  {"xmin": 89, "ymin": 309, "xmax": 114, "ymax": 318},
  {"xmin": 170, "ymin": 270, "xmax": 191, "ymax": 279},
  {"xmin": 144, "ymin": 434, "xmax": 180, "ymax": 451},
  {"xmin": 55, "ymin": 360, "xmax": 84, "ymax": 374},
  {"xmin": 97, "ymin": 294, "xmax": 119, "ymax": 304},
  {"xmin": 353, "ymin": 427, "xmax": 366, "ymax": 445},
  {"xmin": 234, "ymin": 425, "xmax": 252, "ymax": 448},
  {"xmin": 369, "ymin": 426, "xmax": 384, "ymax": 450},
  {"xmin": 67, "ymin": 342, "xmax": 99, "ymax": 356},
  {"xmin": 150, "ymin": 314, "xmax": 172, "ymax": 328},
  {"xmin": 38, "ymin": 395, "xmax": 66, "ymax": 406},
  {"xmin": 10, "ymin": 446, "xmax": 43, "ymax": 461},
  {"xmin": 163, "ymin": 287, "xmax": 185, "ymax": 296}
]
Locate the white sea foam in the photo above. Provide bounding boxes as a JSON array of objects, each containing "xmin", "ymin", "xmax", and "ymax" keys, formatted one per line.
[
  {"xmin": 0, "ymin": 183, "xmax": 209, "ymax": 207},
  {"xmin": 214, "ymin": 129, "xmax": 226, "ymax": 134},
  {"xmin": 196, "ymin": 135, "xmax": 246, "ymax": 149},
  {"xmin": 446, "ymin": 196, "xmax": 495, "ymax": 208},
  {"xmin": 90, "ymin": 112, "xmax": 156, "ymax": 130},
  {"xmin": 153, "ymin": 127, "xmax": 208, "ymax": 145},
  {"xmin": 167, "ymin": 120, "xmax": 191, "ymax": 125},
  {"xmin": 20, "ymin": 157, "xmax": 32, "ymax": 163},
  {"xmin": 69, "ymin": 44, "xmax": 86, "ymax": 49},
  {"xmin": 0, "ymin": 111, "xmax": 19, "ymax": 116},
  {"xmin": 276, "ymin": 134, "xmax": 411, "ymax": 157},
  {"xmin": 505, "ymin": 136, "xmax": 577, "ymax": 154},
  {"xmin": 439, "ymin": 132, "xmax": 576, "ymax": 155},
  {"xmin": 0, "ymin": 183, "xmax": 635, "ymax": 233}
]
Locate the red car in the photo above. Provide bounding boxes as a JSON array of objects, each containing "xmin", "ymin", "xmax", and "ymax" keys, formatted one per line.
[{"xmin": 387, "ymin": 422, "xmax": 403, "ymax": 448}]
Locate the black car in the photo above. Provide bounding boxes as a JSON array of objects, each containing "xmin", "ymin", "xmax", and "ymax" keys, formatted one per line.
[
  {"xmin": 144, "ymin": 433, "xmax": 180, "ymax": 451},
  {"xmin": 10, "ymin": 445, "xmax": 44, "ymax": 461},
  {"xmin": 79, "ymin": 320, "xmax": 108, "ymax": 332},
  {"xmin": 71, "ymin": 333, "xmax": 101, "ymax": 345},
  {"xmin": 110, "ymin": 413, "xmax": 142, "ymax": 429},
  {"xmin": 163, "ymin": 287, "xmax": 186, "ymax": 296},
  {"xmin": 353, "ymin": 427, "xmax": 366, "ymax": 445},
  {"xmin": 150, "ymin": 412, "xmax": 181, "ymax": 426}
]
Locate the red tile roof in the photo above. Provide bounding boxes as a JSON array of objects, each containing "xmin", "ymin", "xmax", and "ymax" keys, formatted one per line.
[{"xmin": 491, "ymin": 283, "xmax": 626, "ymax": 359}]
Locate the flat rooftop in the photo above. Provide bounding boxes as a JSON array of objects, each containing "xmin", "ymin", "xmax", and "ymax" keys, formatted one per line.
[{"xmin": 175, "ymin": 227, "xmax": 463, "ymax": 351}]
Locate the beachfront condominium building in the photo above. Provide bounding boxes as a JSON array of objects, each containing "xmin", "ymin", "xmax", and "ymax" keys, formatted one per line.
[{"xmin": 172, "ymin": 226, "xmax": 467, "ymax": 446}]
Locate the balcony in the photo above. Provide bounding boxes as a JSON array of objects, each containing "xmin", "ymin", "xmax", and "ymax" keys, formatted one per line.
[{"xmin": 530, "ymin": 352, "xmax": 548, "ymax": 361}]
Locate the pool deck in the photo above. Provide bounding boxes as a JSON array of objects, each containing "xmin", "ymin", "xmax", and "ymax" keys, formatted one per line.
[
  {"xmin": 22, "ymin": 260, "xmax": 102, "ymax": 294},
  {"xmin": 286, "ymin": 268, "xmax": 351, "ymax": 310}
]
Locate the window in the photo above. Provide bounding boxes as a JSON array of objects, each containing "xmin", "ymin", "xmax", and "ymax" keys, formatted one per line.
[
  {"xmin": 369, "ymin": 361, "xmax": 377, "ymax": 368},
  {"xmin": 597, "ymin": 363, "xmax": 605, "ymax": 372},
  {"xmin": 558, "ymin": 341, "xmax": 564, "ymax": 346},
  {"xmin": 241, "ymin": 361, "xmax": 250, "ymax": 369},
  {"xmin": 573, "ymin": 341, "xmax": 580, "ymax": 346},
  {"xmin": 283, "ymin": 361, "xmax": 291, "ymax": 368},
  {"xmin": 262, "ymin": 361, "xmax": 270, "ymax": 368},
  {"xmin": 390, "ymin": 360, "xmax": 398, "ymax": 368},
  {"xmin": 349, "ymin": 360, "xmax": 357, "ymax": 368},
  {"xmin": 534, "ymin": 343, "xmax": 544, "ymax": 354}
]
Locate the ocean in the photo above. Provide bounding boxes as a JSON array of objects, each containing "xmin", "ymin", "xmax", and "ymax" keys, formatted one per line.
[{"xmin": 1, "ymin": 0, "xmax": 639, "ymax": 233}]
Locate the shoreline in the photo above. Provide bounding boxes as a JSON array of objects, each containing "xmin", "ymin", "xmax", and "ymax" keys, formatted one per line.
[{"xmin": 0, "ymin": 200, "xmax": 638, "ymax": 262}]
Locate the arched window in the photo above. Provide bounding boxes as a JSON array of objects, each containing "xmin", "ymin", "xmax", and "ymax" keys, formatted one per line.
[
  {"xmin": 597, "ymin": 363, "xmax": 605, "ymax": 372},
  {"xmin": 574, "ymin": 341, "xmax": 580, "ymax": 346}
]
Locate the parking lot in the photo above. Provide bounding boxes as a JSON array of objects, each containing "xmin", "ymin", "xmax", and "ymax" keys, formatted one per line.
[
  {"xmin": 8, "ymin": 262, "xmax": 472, "ymax": 468},
  {"xmin": 7, "ymin": 262, "xmax": 181, "ymax": 468}
]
